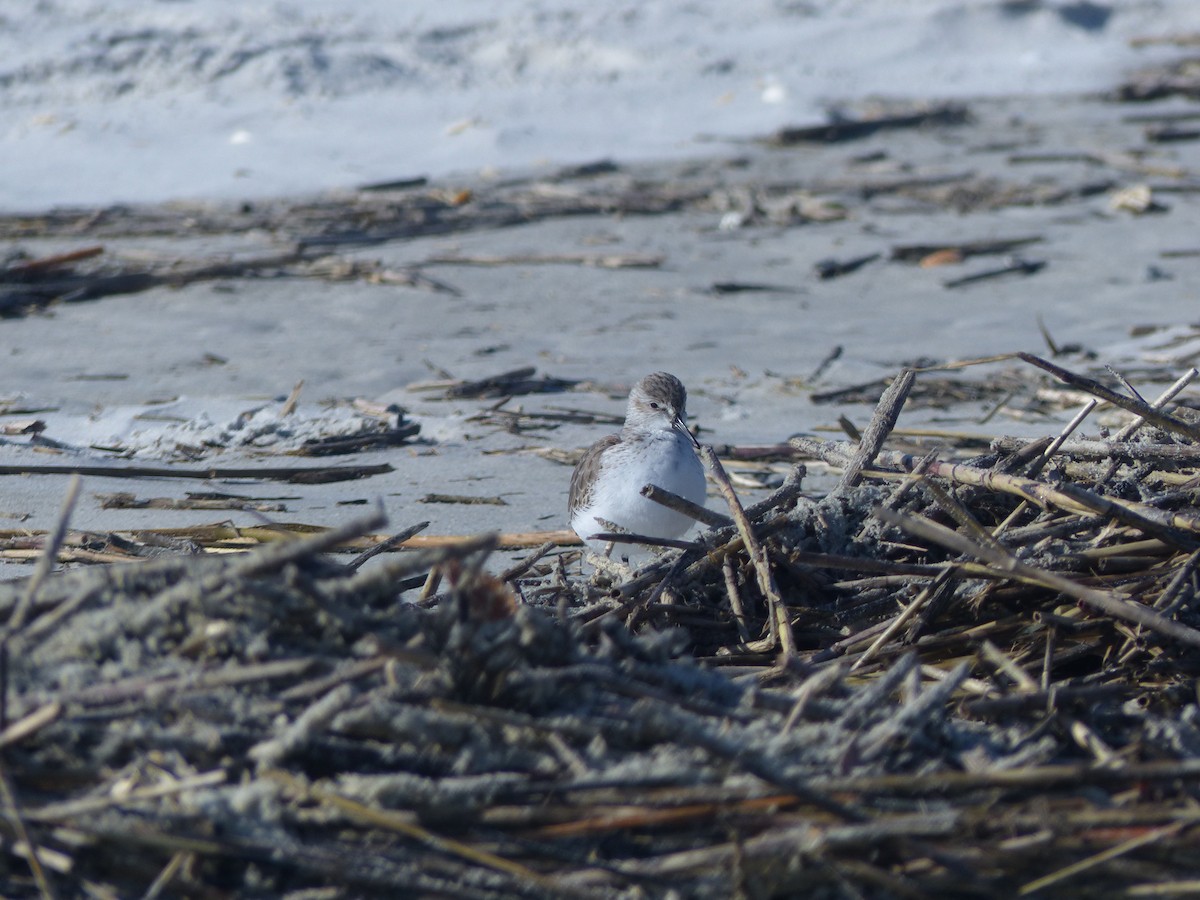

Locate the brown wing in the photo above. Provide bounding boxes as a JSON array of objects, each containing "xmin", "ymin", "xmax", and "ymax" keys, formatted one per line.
[{"xmin": 568, "ymin": 434, "xmax": 621, "ymax": 515}]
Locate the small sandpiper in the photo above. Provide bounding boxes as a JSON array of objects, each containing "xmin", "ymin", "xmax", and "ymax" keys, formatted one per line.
[{"xmin": 568, "ymin": 372, "xmax": 707, "ymax": 550}]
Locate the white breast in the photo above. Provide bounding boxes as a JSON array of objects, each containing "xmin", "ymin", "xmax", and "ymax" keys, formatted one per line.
[{"xmin": 571, "ymin": 431, "xmax": 706, "ymax": 546}]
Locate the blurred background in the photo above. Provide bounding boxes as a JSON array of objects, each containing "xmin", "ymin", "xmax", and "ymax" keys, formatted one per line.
[{"xmin": 5, "ymin": 0, "xmax": 1200, "ymax": 209}]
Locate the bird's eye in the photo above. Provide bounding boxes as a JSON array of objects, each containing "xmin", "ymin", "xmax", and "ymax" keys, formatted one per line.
[{"xmin": 648, "ymin": 401, "xmax": 660, "ymax": 409}]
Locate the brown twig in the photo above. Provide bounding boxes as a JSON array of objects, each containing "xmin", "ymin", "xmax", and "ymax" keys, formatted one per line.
[
  {"xmin": 837, "ymin": 368, "xmax": 915, "ymax": 491},
  {"xmin": 641, "ymin": 483, "xmax": 732, "ymax": 528},
  {"xmin": 1019, "ymin": 352, "xmax": 1200, "ymax": 443},
  {"xmin": 700, "ymin": 444, "xmax": 794, "ymax": 656},
  {"xmin": 874, "ymin": 506, "xmax": 1200, "ymax": 649}
]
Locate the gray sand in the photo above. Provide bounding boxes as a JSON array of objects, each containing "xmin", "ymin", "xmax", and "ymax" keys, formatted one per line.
[{"xmin": 3, "ymin": 92, "xmax": 1200, "ymax": 568}]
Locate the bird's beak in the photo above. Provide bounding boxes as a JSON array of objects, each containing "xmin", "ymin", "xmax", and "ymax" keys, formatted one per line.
[{"xmin": 674, "ymin": 414, "xmax": 701, "ymax": 449}]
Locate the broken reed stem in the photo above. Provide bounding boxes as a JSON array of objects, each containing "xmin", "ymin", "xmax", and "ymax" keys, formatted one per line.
[
  {"xmin": 1114, "ymin": 367, "xmax": 1198, "ymax": 441},
  {"xmin": 1118, "ymin": 547, "xmax": 1200, "ymax": 659},
  {"xmin": 10, "ymin": 474, "xmax": 80, "ymax": 634},
  {"xmin": 874, "ymin": 506, "xmax": 1200, "ymax": 649},
  {"xmin": 1093, "ymin": 369, "xmax": 1200, "ymax": 490},
  {"xmin": 280, "ymin": 379, "xmax": 305, "ymax": 417},
  {"xmin": 850, "ymin": 568, "xmax": 954, "ymax": 672},
  {"xmin": 499, "ymin": 541, "xmax": 557, "ymax": 583},
  {"xmin": 1019, "ymin": 821, "xmax": 1187, "ymax": 896},
  {"xmin": 837, "ymin": 368, "xmax": 915, "ymax": 491},
  {"xmin": 917, "ymin": 477, "xmax": 1005, "ymax": 553},
  {"xmin": 641, "ymin": 483, "xmax": 732, "ymax": 528},
  {"xmin": 795, "ymin": 436, "xmax": 1200, "ymax": 548},
  {"xmin": 25, "ymin": 770, "xmax": 227, "ymax": 825},
  {"xmin": 700, "ymin": 444, "xmax": 794, "ymax": 655},
  {"xmin": 228, "ymin": 505, "xmax": 388, "ymax": 580},
  {"xmin": 744, "ymin": 463, "xmax": 807, "ymax": 520},
  {"xmin": 346, "ymin": 521, "xmax": 430, "ymax": 571},
  {"xmin": 142, "ymin": 851, "xmax": 191, "ymax": 900},
  {"xmin": 1, "ymin": 475, "xmax": 79, "ymax": 732},
  {"xmin": 266, "ymin": 770, "xmax": 560, "ymax": 892},
  {"xmin": 722, "ymin": 557, "xmax": 752, "ymax": 644},
  {"xmin": 994, "ymin": 397, "xmax": 1097, "ymax": 537},
  {"xmin": 1153, "ymin": 548, "xmax": 1200, "ymax": 612},
  {"xmin": 993, "ymin": 436, "xmax": 1200, "ymax": 462},
  {"xmin": 1026, "ymin": 398, "xmax": 1098, "ymax": 479},
  {"xmin": 1041, "ymin": 624, "xmax": 1056, "ymax": 692},
  {"xmin": 0, "ymin": 703, "xmax": 62, "ymax": 751},
  {"xmin": 1019, "ymin": 352, "xmax": 1200, "ymax": 443},
  {"xmin": 980, "ymin": 639, "xmax": 1039, "ymax": 691}
]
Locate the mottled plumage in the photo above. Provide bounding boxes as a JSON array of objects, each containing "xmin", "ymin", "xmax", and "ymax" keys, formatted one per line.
[{"xmin": 568, "ymin": 373, "xmax": 706, "ymax": 549}]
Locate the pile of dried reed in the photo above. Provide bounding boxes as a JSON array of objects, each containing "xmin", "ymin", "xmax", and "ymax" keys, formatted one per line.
[{"xmin": 2, "ymin": 354, "xmax": 1200, "ymax": 898}]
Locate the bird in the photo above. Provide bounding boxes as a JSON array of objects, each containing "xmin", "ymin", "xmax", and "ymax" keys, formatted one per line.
[{"xmin": 568, "ymin": 372, "xmax": 707, "ymax": 551}]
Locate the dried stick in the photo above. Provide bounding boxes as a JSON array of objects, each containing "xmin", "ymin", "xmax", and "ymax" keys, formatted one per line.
[
  {"xmin": 993, "ymin": 398, "xmax": 1097, "ymax": 537},
  {"xmin": 781, "ymin": 663, "xmax": 846, "ymax": 732},
  {"xmin": 346, "ymin": 521, "xmax": 430, "ymax": 571},
  {"xmin": 1154, "ymin": 549, "xmax": 1200, "ymax": 612},
  {"xmin": 837, "ymin": 368, "xmax": 915, "ymax": 491},
  {"xmin": 1019, "ymin": 822, "xmax": 1186, "ymax": 896},
  {"xmin": 26, "ymin": 770, "xmax": 226, "ymax": 823},
  {"xmin": 1019, "ymin": 353, "xmax": 1200, "ymax": 443},
  {"xmin": 699, "ymin": 445, "xmax": 794, "ymax": 655},
  {"xmin": 8, "ymin": 474, "xmax": 80, "ymax": 633},
  {"xmin": 635, "ymin": 698, "xmax": 865, "ymax": 822},
  {"xmin": 850, "ymin": 568, "xmax": 955, "ymax": 672},
  {"xmin": 230, "ymin": 506, "xmax": 388, "ymax": 579},
  {"xmin": 815, "ymin": 757, "xmax": 1200, "ymax": 796},
  {"xmin": 141, "ymin": 851, "xmax": 191, "ymax": 900},
  {"xmin": 280, "ymin": 379, "xmax": 304, "ymax": 417},
  {"xmin": 992, "ymin": 437, "xmax": 1200, "ymax": 462},
  {"xmin": 980, "ymin": 639, "xmax": 1038, "ymax": 691},
  {"xmin": 0, "ymin": 703, "xmax": 62, "ymax": 750},
  {"xmin": 795, "ymin": 436, "xmax": 1200, "ymax": 547},
  {"xmin": 586, "ymin": 531, "xmax": 697, "ymax": 550},
  {"xmin": 499, "ymin": 541, "xmax": 557, "ymax": 583},
  {"xmin": 722, "ymin": 557, "xmax": 752, "ymax": 644},
  {"xmin": 0, "ymin": 461, "xmax": 393, "ymax": 483},
  {"xmin": 1025, "ymin": 399, "xmax": 1098, "ymax": 479},
  {"xmin": 3, "ymin": 245, "xmax": 103, "ymax": 275},
  {"xmin": 267, "ymin": 770, "xmax": 566, "ymax": 894},
  {"xmin": 1041, "ymin": 623, "xmax": 1056, "ymax": 691},
  {"xmin": 744, "ymin": 463, "xmax": 807, "ymax": 520},
  {"xmin": 641, "ymin": 483, "xmax": 732, "ymax": 528},
  {"xmin": 1094, "ymin": 370, "xmax": 1200, "ymax": 490},
  {"xmin": 1, "ymin": 475, "xmax": 79, "ymax": 731},
  {"xmin": 874, "ymin": 507, "xmax": 1200, "ymax": 649},
  {"xmin": 1114, "ymin": 367, "xmax": 1198, "ymax": 441},
  {"xmin": 401, "ymin": 529, "xmax": 579, "ymax": 549}
]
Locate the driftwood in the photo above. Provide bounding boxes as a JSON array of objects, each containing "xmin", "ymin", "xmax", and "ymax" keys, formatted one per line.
[{"xmin": 766, "ymin": 102, "xmax": 970, "ymax": 145}]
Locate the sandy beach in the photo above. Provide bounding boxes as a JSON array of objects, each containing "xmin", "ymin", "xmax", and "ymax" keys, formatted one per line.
[
  {"xmin": 4, "ymin": 2, "xmax": 1200, "ymax": 556},
  {"xmin": 4, "ymin": 88, "xmax": 1200, "ymax": 561}
]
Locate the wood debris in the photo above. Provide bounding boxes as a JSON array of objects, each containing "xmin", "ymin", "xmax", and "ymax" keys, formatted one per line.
[
  {"xmin": 3, "ymin": 353, "xmax": 1200, "ymax": 896},
  {"xmin": 766, "ymin": 102, "xmax": 970, "ymax": 144}
]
